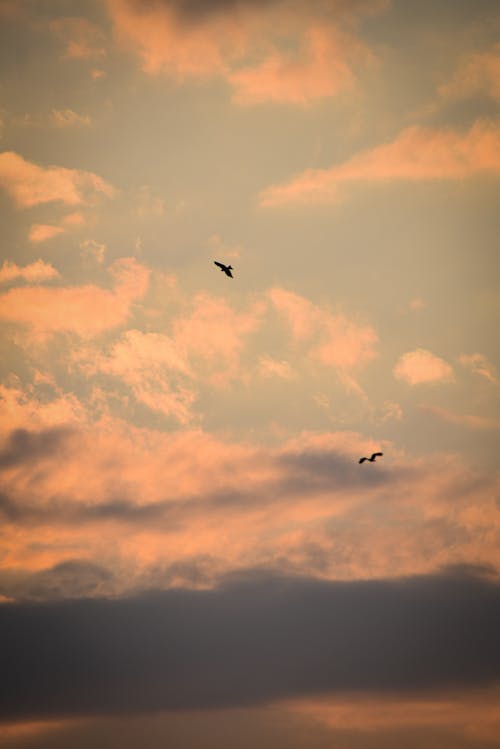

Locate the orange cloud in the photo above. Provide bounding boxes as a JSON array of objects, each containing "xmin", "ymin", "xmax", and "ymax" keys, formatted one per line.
[
  {"xmin": 0, "ymin": 151, "xmax": 114, "ymax": 208},
  {"xmin": 393, "ymin": 349, "xmax": 454, "ymax": 385},
  {"xmin": 269, "ymin": 287, "xmax": 378, "ymax": 386},
  {"xmin": 440, "ymin": 43, "xmax": 500, "ymax": 101},
  {"xmin": 0, "ymin": 414, "xmax": 498, "ymax": 597},
  {"xmin": 108, "ymin": 0, "xmax": 380, "ymax": 105},
  {"xmin": 0, "ymin": 257, "xmax": 149, "ymax": 340},
  {"xmin": 49, "ymin": 17, "xmax": 106, "ymax": 59},
  {"xmin": 285, "ymin": 686, "xmax": 500, "ymax": 739},
  {"xmin": 172, "ymin": 292, "xmax": 265, "ymax": 384},
  {"xmin": 459, "ymin": 352, "xmax": 498, "ymax": 384},
  {"xmin": 51, "ymin": 109, "xmax": 92, "ymax": 128},
  {"xmin": 258, "ymin": 356, "xmax": 295, "ymax": 379},
  {"xmin": 0, "ymin": 259, "xmax": 60, "ymax": 285},
  {"xmin": 28, "ymin": 224, "xmax": 66, "ymax": 243},
  {"xmin": 89, "ymin": 330, "xmax": 196, "ymax": 423},
  {"xmin": 230, "ymin": 26, "xmax": 363, "ymax": 106},
  {"xmin": 260, "ymin": 120, "xmax": 500, "ymax": 205},
  {"xmin": 422, "ymin": 405, "xmax": 500, "ymax": 431}
]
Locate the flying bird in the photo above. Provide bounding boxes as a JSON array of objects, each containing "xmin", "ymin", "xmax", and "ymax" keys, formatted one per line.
[
  {"xmin": 359, "ymin": 452, "xmax": 383, "ymax": 464},
  {"xmin": 214, "ymin": 261, "xmax": 234, "ymax": 278}
]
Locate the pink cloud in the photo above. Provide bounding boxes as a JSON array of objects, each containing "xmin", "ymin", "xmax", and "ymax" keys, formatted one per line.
[
  {"xmin": 172, "ymin": 292, "xmax": 265, "ymax": 384},
  {"xmin": 440, "ymin": 43, "xmax": 500, "ymax": 101},
  {"xmin": 286, "ymin": 687, "xmax": 500, "ymax": 737},
  {"xmin": 28, "ymin": 224, "xmax": 66, "ymax": 243},
  {"xmin": 394, "ymin": 349, "xmax": 454, "ymax": 385},
  {"xmin": 49, "ymin": 17, "xmax": 106, "ymax": 60},
  {"xmin": 0, "ymin": 257, "xmax": 149, "ymax": 340},
  {"xmin": 108, "ymin": 0, "xmax": 379, "ymax": 105},
  {"xmin": 258, "ymin": 356, "xmax": 295, "ymax": 379},
  {"xmin": 51, "ymin": 109, "xmax": 92, "ymax": 128},
  {"xmin": 229, "ymin": 26, "xmax": 363, "ymax": 106},
  {"xmin": 0, "ymin": 380, "xmax": 87, "ymax": 433},
  {"xmin": 421, "ymin": 405, "xmax": 500, "ymax": 431},
  {"xmin": 459, "ymin": 353, "xmax": 498, "ymax": 384},
  {"xmin": 0, "ymin": 259, "xmax": 60, "ymax": 285},
  {"xmin": 89, "ymin": 330, "xmax": 196, "ymax": 423},
  {"xmin": 0, "ymin": 415, "xmax": 498, "ymax": 594},
  {"xmin": 0, "ymin": 151, "xmax": 114, "ymax": 208},
  {"xmin": 260, "ymin": 120, "xmax": 500, "ymax": 205},
  {"xmin": 269, "ymin": 287, "xmax": 378, "ymax": 384},
  {"xmin": 63, "ymin": 211, "xmax": 85, "ymax": 226}
]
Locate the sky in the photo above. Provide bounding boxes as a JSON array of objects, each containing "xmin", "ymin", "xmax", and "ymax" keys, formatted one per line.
[{"xmin": 0, "ymin": 0, "xmax": 499, "ymax": 746}]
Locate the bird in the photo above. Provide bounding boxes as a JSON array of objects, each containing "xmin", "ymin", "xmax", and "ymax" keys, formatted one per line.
[
  {"xmin": 359, "ymin": 452, "xmax": 383, "ymax": 464},
  {"xmin": 214, "ymin": 261, "xmax": 233, "ymax": 278}
]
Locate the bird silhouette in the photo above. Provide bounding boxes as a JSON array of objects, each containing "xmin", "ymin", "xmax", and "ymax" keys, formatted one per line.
[
  {"xmin": 359, "ymin": 452, "xmax": 383, "ymax": 464},
  {"xmin": 214, "ymin": 261, "xmax": 233, "ymax": 278}
]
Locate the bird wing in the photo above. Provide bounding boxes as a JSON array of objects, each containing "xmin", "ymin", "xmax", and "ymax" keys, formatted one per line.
[
  {"xmin": 214, "ymin": 261, "xmax": 225, "ymax": 269},
  {"xmin": 371, "ymin": 452, "xmax": 383, "ymax": 459},
  {"xmin": 225, "ymin": 268, "xmax": 233, "ymax": 278},
  {"xmin": 359, "ymin": 457, "xmax": 367, "ymax": 464}
]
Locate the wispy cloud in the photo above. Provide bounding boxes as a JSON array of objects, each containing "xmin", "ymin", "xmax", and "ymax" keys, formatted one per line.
[
  {"xmin": 459, "ymin": 353, "xmax": 498, "ymax": 385},
  {"xmin": 259, "ymin": 120, "xmax": 500, "ymax": 205},
  {"xmin": 269, "ymin": 287, "xmax": 378, "ymax": 389},
  {"xmin": 51, "ymin": 109, "xmax": 92, "ymax": 128},
  {"xmin": 49, "ymin": 16, "xmax": 106, "ymax": 60},
  {"xmin": 421, "ymin": 405, "xmax": 500, "ymax": 431},
  {"xmin": 28, "ymin": 224, "xmax": 66, "ymax": 243},
  {"xmin": 440, "ymin": 43, "xmax": 500, "ymax": 102}
]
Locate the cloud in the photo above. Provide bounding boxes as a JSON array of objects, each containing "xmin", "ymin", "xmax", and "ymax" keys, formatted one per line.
[
  {"xmin": 90, "ymin": 329, "xmax": 197, "ymax": 423},
  {"xmin": 0, "ymin": 567, "xmax": 499, "ymax": 721},
  {"xmin": 79, "ymin": 239, "xmax": 106, "ymax": 264},
  {"xmin": 0, "ymin": 257, "xmax": 149, "ymax": 339},
  {"xmin": 259, "ymin": 120, "xmax": 500, "ymax": 205},
  {"xmin": 258, "ymin": 356, "xmax": 295, "ymax": 379},
  {"xmin": 0, "ymin": 427, "xmax": 73, "ymax": 470},
  {"xmin": 51, "ymin": 110, "xmax": 92, "ymax": 128},
  {"xmin": 28, "ymin": 224, "xmax": 66, "ymax": 243},
  {"xmin": 49, "ymin": 17, "xmax": 106, "ymax": 60},
  {"xmin": 459, "ymin": 353, "xmax": 498, "ymax": 384},
  {"xmin": 0, "ymin": 415, "xmax": 498, "ymax": 597},
  {"xmin": 421, "ymin": 405, "xmax": 500, "ymax": 431},
  {"xmin": 172, "ymin": 292, "xmax": 265, "ymax": 384},
  {"xmin": 440, "ymin": 43, "xmax": 500, "ymax": 102},
  {"xmin": 0, "ymin": 559, "xmax": 114, "ymax": 602},
  {"xmin": 229, "ymin": 25, "xmax": 365, "ymax": 106},
  {"xmin": 0, "ymin": 151, "xmax": 114, "ymax": 208},
  {"xmin": 107, "ymin": 0, "xmax": 382, "ymax": 104},
  {"xmin": 0, "ymin": 381, "xmax": 87, "ymax": 433},
  {"xmin": 393, "ymin": 349, "xmax": 454, "ymax": 385},
  {"xmin": 0, "ymin": 260, "xmax": 60, "ymax": 285},
  {"xmin": 269, "ymin": 287, "xmax": 377, "ymax": 388}
]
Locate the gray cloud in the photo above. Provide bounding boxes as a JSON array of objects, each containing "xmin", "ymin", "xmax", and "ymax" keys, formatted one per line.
[
  {"xmin": 0, "ymin": 559, "xmax": 115, "ymax": 602},
  {"xmin": 0, "ymin": 566, "xmax": 499, "ymax": 721},
  {"xmin": 0, "ymin": 427, "xmax": 73, "ymax": 469},
  {"xmin": 123, "ymin": 0, "xmax": 385, "ymax": 23}
]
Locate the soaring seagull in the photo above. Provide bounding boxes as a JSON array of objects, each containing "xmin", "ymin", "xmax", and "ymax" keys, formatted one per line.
[
  {"xmin": 214, "ymin": 261, "xmax": 234, "ymax": 278},
  {"xmin": 359, "ymin": 452, "xmax": 383, "ymax": 464}
]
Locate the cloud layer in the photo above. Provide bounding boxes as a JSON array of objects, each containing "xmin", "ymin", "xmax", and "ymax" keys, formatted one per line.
[{"xmin": 1, "ymin": 567, "xmax": 499, "ymax": 721}]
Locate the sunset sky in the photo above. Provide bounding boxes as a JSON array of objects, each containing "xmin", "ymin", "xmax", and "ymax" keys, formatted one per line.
[{"xmin": 1, "ymin": 0, "xmax": 500, "ymax": 747}]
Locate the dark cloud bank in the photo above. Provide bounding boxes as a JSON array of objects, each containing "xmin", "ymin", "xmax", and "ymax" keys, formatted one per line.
[{"xmin": 1, "ymin": 566, "xmax": 499, "ymax": 721}]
